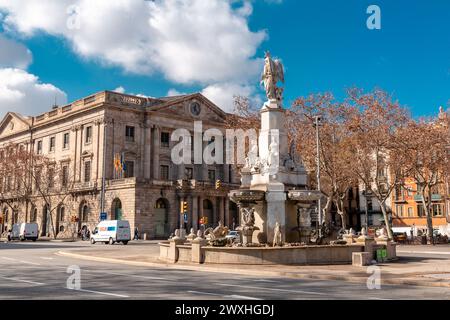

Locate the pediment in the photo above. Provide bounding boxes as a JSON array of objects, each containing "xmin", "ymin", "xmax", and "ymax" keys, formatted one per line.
[
  {"xmin": 148, "ymin": 93, "xmax": 228, "ymax": 124},
  {"xmin": 0, "ymin": 112, "xmax": 31, "ymax": 139}
]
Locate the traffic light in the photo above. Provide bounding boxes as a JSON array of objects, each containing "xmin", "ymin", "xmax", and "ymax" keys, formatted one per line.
[
  {"xmin": 203, "ymin": 216, "xmax": 208, "ymax": 225},
  {"xmin": 215, "ymin": 179, "xmax": 221, "ymax": 190},
  {"xmin": 199, "ymin": 217, "xmax": 204, "ymax": 225},
  {"xmin": 182, "ymin": 201, "xmax": 188, "ymax": 213},
  {"xmin": 0, "ymin": 217, "xmax": 3, "ymax": 224}
]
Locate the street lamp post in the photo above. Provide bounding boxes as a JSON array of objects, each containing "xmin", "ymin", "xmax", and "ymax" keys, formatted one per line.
[{"xmin": 314, "ymin": 115, "xmax": 323, "ymax": 237}]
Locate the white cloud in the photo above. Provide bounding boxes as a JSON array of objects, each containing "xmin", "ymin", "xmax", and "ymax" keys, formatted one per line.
[
  {"xmin": 201, "ymin": 82, "xmax": 262, "ymax": 112},
  {"xmin": 0, "ymin": 68, "xmax": 67, "ymax": 117},
  {"xmin": 113, "ymin": 86, "xmax": 126, "ymax": 94},
  {"xmin": 0, "ymin": 0, "xmax": 266, "ymax": 85},
  {"xmin": 167, "ymin": 88, "xmax": 186, "ymax": 97},
  {"xmin": 0, "ymin": 34, "xmax": 32, "ymax": 69}
]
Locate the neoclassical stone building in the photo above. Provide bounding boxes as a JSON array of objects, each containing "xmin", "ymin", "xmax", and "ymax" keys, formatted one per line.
[{"xmin": 0, "ymin": 91, "xmax": 240, "ymax": 239}]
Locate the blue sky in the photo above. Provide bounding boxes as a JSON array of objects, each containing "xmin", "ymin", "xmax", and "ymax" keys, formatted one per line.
[{"xmin": 0, "ymin": 0, "xmax": 448, "ymax": 117}]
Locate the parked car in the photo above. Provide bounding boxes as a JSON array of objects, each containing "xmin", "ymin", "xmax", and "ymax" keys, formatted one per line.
[
  {"xmin": 90, "ymin": 220, "xmax": 131, "ymax": 245},
  {"xmin": 7, "ymin": 223, "xmax": 38, "ymax": 242},
  {"xmin": 393, "ymin": 232, "xmax": 407, "ymax": 243},
  {"xmin": 225, "ymin": 230, "xmax": 240, "ymax": 242}
]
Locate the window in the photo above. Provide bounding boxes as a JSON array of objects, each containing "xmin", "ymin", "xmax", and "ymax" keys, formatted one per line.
[
  {"xmin": 433, "ymin": 204, "xmax": 443, "ymax": 217},
  {"xmin": 63, "ymin": 133, "xmax": 70, "ymax": 149},
  {"xmin": 407, "ymin": 207, "xmax": 413, "ymax": 217},
  {"xmin": 208, "ymin": 169, "xmax": 216, "ymax": 182},
  {"xmin": 59, "ymin": 226, "xmax": 65, "ymax": 233},
  {"xmin": 396, "ymin": 205, "xmax": 404, "ymax": 217},
  {"xmin": 62, "ymin": 165, "xmax": 69, "ymax": 187},
  {"xmin": 367, "ymin": 198, "xmax": 373, "ymax": 212},
  {"xmin": 160, "ymin": 165, "xmax": 169, "ymax": 180},
  {"xmin": 185, "ymin": 167, "xmax": 193, "ymax": 180},
  {"xmin": 37, "ymin": 140, "xmax": 43, "ymax": 154},
  {"xmin": 31, "ymin": 208, "xmax": 37, "ymax": 222},
  {"xmin": 48, "ymin": 167, "xmax": 55, "ymax": 188},
  {"xmin": 85, "ymin": 126, "xmax": 92, "ymax": 144},
  {"xmin": 124, "ymin": 161, "xmax": 134, "ymax": 178},
  {"xmin": 82, "ymin": 205, "xmax": 89, "ymax": 222},
  {"xmin": 125, "ymin": 126, "xmax": 135, "ymax": 142},
  {"xmin": 417, "ymin": 205, "xmax": 425, "ymax": 217},
  {"xmin": 395, "ymin": 186, "xmax": 403, "ymax": 200},
  {"xmin": 161, "ymin": 132, "xmax": 170, "ymax": 148},
  {"xmin": 59, "ymin": 207, "xmax": 65, "ymax": 222},
  {"xmin": 84, "ymin": 161, "xmax": 91, "ymax": 183},
  {"xmin": 49, "ymin": 137, "xmax": 55, "ymax": 152}
]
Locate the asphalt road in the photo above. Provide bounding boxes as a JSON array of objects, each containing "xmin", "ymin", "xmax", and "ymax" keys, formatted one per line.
[{"xmin": 0, "ymin": 241, "xmax": 449, "ymax": 300}]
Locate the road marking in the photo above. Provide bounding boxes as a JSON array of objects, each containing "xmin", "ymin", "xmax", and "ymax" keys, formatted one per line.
[
  {"xmin": 82, "ymin": 269, "xmax": 170, "ymax": 281},
  {"xmin": 187, "ymin": 291, "xmax": 261, "ymax": 300},
  {"xmin": 252, "ymin": 279, "xmax": 278, "ymax": 283},
  {"xmin": 2, "ymin": 257, "xmax": 17, "ymax": 261},
  {"xmin": 218, "ymin": 283, "xmax": 326, "ymax": 296},
  {"xmin": 368, "ymin": 297, "xmax": 392, "ymax": 300},
  {"xmin": 68, "ymin": 288, "xmax": 130, "ymax": 298},
  {"xmin": 188, "ymin": 290, "xmax": 222, "ymax": 297},
  {"xmin": 18, "ymin": 260, "xmax": 41, "ymax": 266},
  {"xmin": 397, "ymin": 250, "xmax": 450, "ymax": 255},
  {"xmin": 226, "ymin": 295, "xmax": 261, "ymax": 300},
  {"xmin": 2, "ymin": 257, "xmax": 41, "ymax": 266},
  {"xmin": 0, "ymin": 276, "xmax": 45, "ymax": 286},
  {"xmin": 40, "ymin": 257, "xmax": 54, "ymax": 260}
]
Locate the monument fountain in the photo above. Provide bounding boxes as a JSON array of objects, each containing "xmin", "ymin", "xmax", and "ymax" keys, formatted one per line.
[{"xmin": 159, "ymin": 51, "xmax": 397, "ymax": 266}]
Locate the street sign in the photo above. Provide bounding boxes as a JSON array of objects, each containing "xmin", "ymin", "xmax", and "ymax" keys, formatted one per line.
[
  {"xmin": 100, "ymin": 212, "xmax": 107, "ymax": 221},
  {"xmin": 183, "ymin": 213, "xmax": 188, "ymax": 223}
]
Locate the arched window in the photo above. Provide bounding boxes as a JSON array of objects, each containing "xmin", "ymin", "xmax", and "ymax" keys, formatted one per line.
[
  {"xmin": 155, "ymin": 198, "xmax": 168, "ymax": 209},
  {"xmin": 112, "ymin": 198, "xmax": 122, "ymax": 220},
  {"xmin": 31, "ymin": 208, "xmax": 37, "ymax": 222},
  {"xmin": 59, "ymin": 207, "xmax": 65, "ymax": 222},
  {"xmin": 82, "ymin": 205, "xmax": 89, "ymax": 222},
  {"xmin": 59, "ymin": 225, "xmax": 65, "ymax": 233}
]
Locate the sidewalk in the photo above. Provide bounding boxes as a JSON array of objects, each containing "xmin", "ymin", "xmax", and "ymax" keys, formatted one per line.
[{"xmin": 58, "ymin": 243, "xmax": 450, "ymax": 289}]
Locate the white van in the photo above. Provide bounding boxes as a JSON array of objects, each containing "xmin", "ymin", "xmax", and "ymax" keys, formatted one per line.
[
  {"xmin": 8, "ymin": 223, "xmax": 38, "ymax": 241},
  {"xmin": 90, "ymin": 220, "xmax": 131, "ymax": 245}
]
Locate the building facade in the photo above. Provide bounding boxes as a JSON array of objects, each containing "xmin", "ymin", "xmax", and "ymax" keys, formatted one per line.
[
  {"xmin": 391, "ymin": 178, "xmax": 449, "ymax": 236},
  {"xmin": 0, "ymin": 91, "xmax": 240, "ymax": 239}
]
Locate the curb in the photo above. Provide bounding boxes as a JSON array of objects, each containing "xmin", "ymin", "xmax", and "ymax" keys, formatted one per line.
[{"xmin": 56, "ymin": 251, "xmax": 450, "ymax": 288}]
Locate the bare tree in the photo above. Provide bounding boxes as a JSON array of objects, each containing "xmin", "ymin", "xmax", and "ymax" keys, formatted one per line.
[
  {"xmin": 398, "ymin": 118, "xmax": 449, "ymax": 243},
  {"xmin": 29, "ymin": 155, "xmax": 75, "ymax": 239},
  {"xmin": 346, "ymin": 88, "xmax": 411, "ymax": 240},
  {"xmin": 291, "ymin": 93, "xmax": 357, "ymax": 229}
]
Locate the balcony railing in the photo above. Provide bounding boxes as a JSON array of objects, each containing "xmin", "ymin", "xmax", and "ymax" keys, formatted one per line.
[{"xmin": 414, "ymin": 194, "xmax": 443, "ymax": 202}]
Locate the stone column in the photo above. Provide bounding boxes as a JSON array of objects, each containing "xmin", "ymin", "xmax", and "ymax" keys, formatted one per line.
[
  {"xmin": 152, "ymin": 126, "xmax": 160, "ymax": 180},
  {"xmin": 199, "ymin": 196, "xmax": 204, "ymax": 221},
  {"xmin": 192, "ymin": 195, "xmax": 199, "ymax": 231},
  {"xmin": 143, "ymin": 123, "xmax": 152, "ymax": 180},
  {"xmin": 224, "ymin": 199, "xmax": 230, "ymax": 228},
  {"xmin": 219, "ymin": 197, "xmax": 225, "ymax": 223},
  {"xmin": 71, "ymin": 126, "xmax": 79, "ymax": 181}
]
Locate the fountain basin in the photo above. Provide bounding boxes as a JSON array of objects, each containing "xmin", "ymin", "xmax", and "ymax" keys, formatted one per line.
[
  {"xmin": 159, "ymin": 241, "xmax": 365, "ymax": 265},
  {"xmin": 229, "ymin": 189, "xmax": 265, "ymax": 203}
]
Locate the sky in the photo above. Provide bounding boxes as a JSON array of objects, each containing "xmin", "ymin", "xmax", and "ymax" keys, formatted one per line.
[{"xmin": 0, "ymin": 0, "xmax": 449, "ymax": 118}]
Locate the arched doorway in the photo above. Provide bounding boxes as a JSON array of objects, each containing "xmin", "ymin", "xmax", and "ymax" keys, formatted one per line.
[
  {"xmin": 112, "ymin": 198, "xmax": 122, "ymax": 220},
  {"xmin": 154, "ymin": 198, "xmax": 169, "ymax": 238},
  {"xmin": 31, "ymin": 207, "xmax": 38, "ymax": 223},
  {"xmin": 41, "ymin": 205, "xmax": 50, "ymax": 236},
  {"xmin": 1, "ymin": 207, "xmax": 8, "ymax": 232},
  {"xmin": 229, "ymin": 201, "xmax": 238, "ymax": 230},
  {"xmin": 202, "ymin": 199, "xmax": 214, "ymax": 227},
  {"xmin": 78, "ymin": 202, "xmax": 90, "ymax": 231},
  {"xmin": 56, "ymin": 206, "xmax": 65, "ymax": 235}
]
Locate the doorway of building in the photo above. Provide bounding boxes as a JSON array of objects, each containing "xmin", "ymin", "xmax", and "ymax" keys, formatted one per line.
[
  {"xmin": 112, "ymin": 198, "xmax": 123, "ymax": 220},
  {"xmin": 41, "ymin": 205, "xmax": 49, "ymax": 236},
  {"xmin": 154, "ymin": 198, "xmax": 169, "ymax": 238},
  {"xmin": 202, "ymin": 199, "xmax": 214, "ymax": 227}
]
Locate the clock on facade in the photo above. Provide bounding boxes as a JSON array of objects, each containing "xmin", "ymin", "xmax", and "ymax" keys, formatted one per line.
[{"xmin": 190, "ymin": 102, "xmax": 201, "ymax": 116}]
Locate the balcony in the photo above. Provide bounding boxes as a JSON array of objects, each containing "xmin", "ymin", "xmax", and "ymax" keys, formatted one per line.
[{"xmin": 414, "ymin": 194, "xmax": 443, "ymax": 202}]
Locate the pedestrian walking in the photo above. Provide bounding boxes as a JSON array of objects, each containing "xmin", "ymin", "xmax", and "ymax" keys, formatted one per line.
[{"xmin": 134, "ymin": 226, "xmax": 140, "ymax": 240}]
